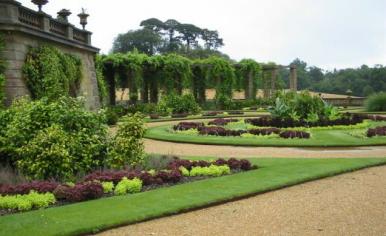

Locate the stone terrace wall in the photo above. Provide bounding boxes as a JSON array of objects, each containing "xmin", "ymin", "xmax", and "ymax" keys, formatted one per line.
[{"xmin": 0, "ymin": 0, "xmax": 100, "ymax": 109}]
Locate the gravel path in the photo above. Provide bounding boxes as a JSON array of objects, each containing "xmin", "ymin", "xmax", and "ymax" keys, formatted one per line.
[
  {"xmin": 144, "ymin": 139, "xmax": 386, "ymax": 158},
  {"xmin": 142, "ymin": 119, "xmax": 386, "ymax": 158},
  {"xmin": 98, "ymin": 165, "xmax": 386, "ymax": 236}
]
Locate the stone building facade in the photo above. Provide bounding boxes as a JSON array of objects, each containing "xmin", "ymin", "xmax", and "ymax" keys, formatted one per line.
[{"xmin": 0, "ymin": 0, "xmax": 100, "ymax": 109}]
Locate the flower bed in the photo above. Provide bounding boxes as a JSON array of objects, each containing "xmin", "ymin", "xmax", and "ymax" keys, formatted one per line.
[
  {"xmin": 173, "ymin": 120, "xmax": 311, "ymax": 139},
  {"xmin": 0, "ymin": 157, "xmax": 254, "ymax": 215},
  {"xmin": 173, "ymin": 122, "xmax": 204, "ymax": 131},
  {"xmin": 245, "ymin": 114, "xmax": 364, "ymax": 128},
  {"xmin": 208, "ymin": 118, "xmax": 239, "ymax": 126},
  {"xmin": 367, "ymin": 126, "xmax": 386, "ymax": 137}
]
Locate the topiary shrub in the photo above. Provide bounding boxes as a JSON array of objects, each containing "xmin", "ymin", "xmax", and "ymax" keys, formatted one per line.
[
  {"xmin": 0, "ymin": 97, "xmax": 108, "ymax": 180},
  {"xmin": 107, "ymin": 113, "xmax": 145, "ymax": 168},
  {"xmin": 365, "ymin": 92, "xmax": 386, "ymax": 112}
]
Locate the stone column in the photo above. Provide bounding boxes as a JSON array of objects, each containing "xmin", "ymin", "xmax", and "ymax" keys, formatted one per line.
[
  {"xmin": 38, "ymin": 13, "xmax": 50, "ymax": 32},
  {"xmin": 271, "ymin": 66, "xmax": 278, "ymax": 97},
  {"xmin": 66, "ymin": 24, "xmax": 74, "ymax": 40},
  {"xmin": 290, "ymin": 64, "xmax": 297, "ymax": 91},
  {"xmin": 247, "ymin": 70, "xmax": 254, "ymax": 100}
]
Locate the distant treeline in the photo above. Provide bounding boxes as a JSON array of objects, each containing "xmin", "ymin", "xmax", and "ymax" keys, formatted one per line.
[{"xmin": 279, "ymin": 59, "xmax": 386, "ymax": 97}]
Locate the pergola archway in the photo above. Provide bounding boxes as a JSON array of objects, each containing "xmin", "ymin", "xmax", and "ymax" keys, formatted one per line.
[{"xmin": 262, "ymin": 64, "xmax": 297, "ymax": 98}]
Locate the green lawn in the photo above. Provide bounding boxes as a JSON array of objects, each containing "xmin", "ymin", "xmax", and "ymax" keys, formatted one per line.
[
  {"xmin": 145, "ymin": 121, "xmax": 386, "ymax": 147},
  {"xmin": 1, "ymin": 157, "xmax": 386, "ymax": 236}
]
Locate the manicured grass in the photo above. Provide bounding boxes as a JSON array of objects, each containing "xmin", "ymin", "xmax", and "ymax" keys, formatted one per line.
[
  {"xmin": 1, "ymin": 157, "xmax": 386, "ymax": 236},
  {"xmin": 145, "ymin": 121, "xmax": 386, "ymax": 147}
]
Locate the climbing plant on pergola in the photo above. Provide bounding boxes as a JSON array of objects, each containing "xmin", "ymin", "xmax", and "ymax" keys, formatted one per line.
[{"xmin": 98, "ymin": 53, "xmax": 297, "ymax": 106}]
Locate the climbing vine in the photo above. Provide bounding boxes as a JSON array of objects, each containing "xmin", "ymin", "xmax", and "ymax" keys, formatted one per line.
[
  {"xmin": 161, "ymin": 53, "xmax": 192, "ymax": 94},
  {"xmin": 22, "ymin": 46, "xmax": 82, "ymax": 100},
  {"xmin": 95, "ymin": 55, "xmax": 108, "ymax": 106},
  {"xmin": 0, "ymin": 34, "xmax": 5, "ymax": 106},
  {"xmin": 102, "ymin": 52, "xmax": 146, "ymax": 102},
  {"xmin": 236, "ymin": 59, "xmax": 261, "ymax": 100},
  {"xmin": 202, "ymin": 56, "xmax": 235, "ymax": 109}
]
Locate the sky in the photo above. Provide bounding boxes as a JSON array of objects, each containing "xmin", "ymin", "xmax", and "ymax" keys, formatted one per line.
[{"xmin": 18, "ymin": 0, "xmax": 386, "ymax": 71}]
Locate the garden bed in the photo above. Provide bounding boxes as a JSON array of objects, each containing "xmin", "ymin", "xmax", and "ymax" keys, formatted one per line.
[
  {"xmin": 0, "ymin": 157, "xmax": 254, "ymax": 216},
  {"xmin": 1, "ymin": 157, "xmax": 385, "ymax": 236},
  {"xmin": 145, "ymin": 117, "xmax": 386, "ymax": 147}
]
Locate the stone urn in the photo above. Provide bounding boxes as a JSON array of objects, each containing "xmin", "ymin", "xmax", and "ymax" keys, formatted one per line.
[
  {"xmin": 57, "ymin": 9, "xmax": 72, "ymax": 22},
  {"xmin": 31, "ymin": 0, "xmax": 48, "ymax": 12}
]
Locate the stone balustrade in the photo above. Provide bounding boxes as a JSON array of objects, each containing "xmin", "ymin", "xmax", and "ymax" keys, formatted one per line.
[{"xmin": 0, "ymin": 0, "xmax": 92, "ymax": 46}]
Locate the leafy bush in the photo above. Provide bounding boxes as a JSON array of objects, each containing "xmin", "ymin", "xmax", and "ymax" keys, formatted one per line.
[
  {"xmin": 279, "ymin": 130, "xmax": 310, "ymax": 139},
  {"xmin": 107, "ymin": 113, "xmax": 145, "ymax": 168},
  {"xmin": 104, "ymin": 107, "xmax": 119, "ymax": 125},
  {"xmin": 366, "ymin": 126, "xmax": 386, "ymax": 138},
  {"xmin": 114, "ymin": 177, "xmax": 142, "ymax": 195},
  {"xmin": 189, "ymin": 165, "xmax": 231, "ymax": 177},
  {"xmin": 0, "ymin": 97, "xmax": 108, "ymax": 180},
  {"xmin": 208, "ymin": 118, "xmax": 238, "ymax": 126},
  {"xmin": 17, "ymin": 125, "xmax": 75, "ymax": 180},
  {"xmin": 155, "ymin": 170, "xmax": 182, "ymax": 183},
  {"xmin": 157, "ymin": 93, "xmax": 201, "ymax": 115},
  {"xmin": 248, "ymin": 128, "xmax": 281, "ymax": 136},
  {"xmin": 22, "ymin": 46, "xmax": 82, "ymax": 100},
  {"xmin": 198, "ymin": 126, "xmax": 246, "ymax": 136},
  {"xmin": 269, "ymin": 91, "xmax": 341, "ymax": 122},
  {"xmin": 365, "ymin": 92, "xmax": 386, "ymax": 112},
  {"xmin": 179, "ymin": 166, "xmax": 190, "ymax": 176},
  {"xmin": 101, "ymin": 182, "xmax": 114, "ymax": 193},
  {"xmin": 0, "ymin": 191, "xmax": 56, "ymax": 211},
  {"xmin": 173, "ymin": 122, "xmax": 204, "ymax": 131},
  {"xmin": 57, "ymin": 182, "xmax": 104, "ymax": 202},
  {"xmin": 0, "ymin": 181, "xmax": 58, "ymax": 195},
  {"xmin": 245, "ymin": 114, "xmax": 363, "ymax": 128}
]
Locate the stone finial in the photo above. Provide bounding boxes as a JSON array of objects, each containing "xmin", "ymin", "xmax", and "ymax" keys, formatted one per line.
[
  {"xmin": 77, "ymin": 8, "xmax": 89, "ymax": 30},
  {"xmin": 57, "ymin": 9, "xmax": 72, "ymax": 22},
  {"xmin": 31, "ymin": 0, "xmax": 48, "ymax": 12}
]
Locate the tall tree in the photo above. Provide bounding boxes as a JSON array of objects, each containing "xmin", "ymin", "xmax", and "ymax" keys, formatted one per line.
[
  {"xmin": 112, "ymin": 29, "xmax": 163, "ymax": 55},
  {"xmin": 176, "ymin": 23, "xmax": 202, "ymax": 51},
  {"xmin": 201, "ymin": 29, "xmax": 224, "ymax": 50}
]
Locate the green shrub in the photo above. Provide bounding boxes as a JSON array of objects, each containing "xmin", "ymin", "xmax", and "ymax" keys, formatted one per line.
[
  {"xmin": 0, "ymin": 191, "xmax": 56, "ymax": 211},
  {"xmin": 365, "ymin": 92, "xmax": 386, "ymax": 112},
  {"xmin": 114, "ymin": 177, "xmax": 142, "ymax": 195},
  {"xmin": 179, "ymin": 166, "xmax": 190, "ymax": 176},
  {"xmin": 189, "ymin": 165, "xmax": 231, "ymax": 177},
  {"xmin": 0, "ymin": 97, "xmax": 108, "ymax": 179},
  {"xmin": 269, "ymin": 91, "xmax": 340, "ymax": 121},
  {"xmin": 17, "ymin": 125, "xmax": 74, "ymax": 180},
  {"xmin": 157, "ymin": 93, "xmax": 201, "ymax": 115},
  {"xmin": 22, "ymin": 46, "xmax": 82, "ymax": 100},
  {"xmin": 101, "ymin": 181, "xmax": 114, "ymax": 193},
  {"xmin": 107, "ymin": 113, "xmax": 145, "ymax": 168},
  {"xmin": 104, "ymin": 107, "xmax": 119, "ymax": 125}
]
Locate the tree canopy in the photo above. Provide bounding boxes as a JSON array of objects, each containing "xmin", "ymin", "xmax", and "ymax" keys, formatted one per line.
[{"xmin": 112, "ymin": 18, "xmax": 225, "ymax": 58}]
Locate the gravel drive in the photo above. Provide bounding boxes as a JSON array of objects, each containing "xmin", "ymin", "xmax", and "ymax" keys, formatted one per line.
[
  {"xmin": 144, "ymin": 138, "xmax": 386, "ymax": 158},
  {"xmin": 98, "ymin": 165, "xmax": 386, "ymax": 236}
]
